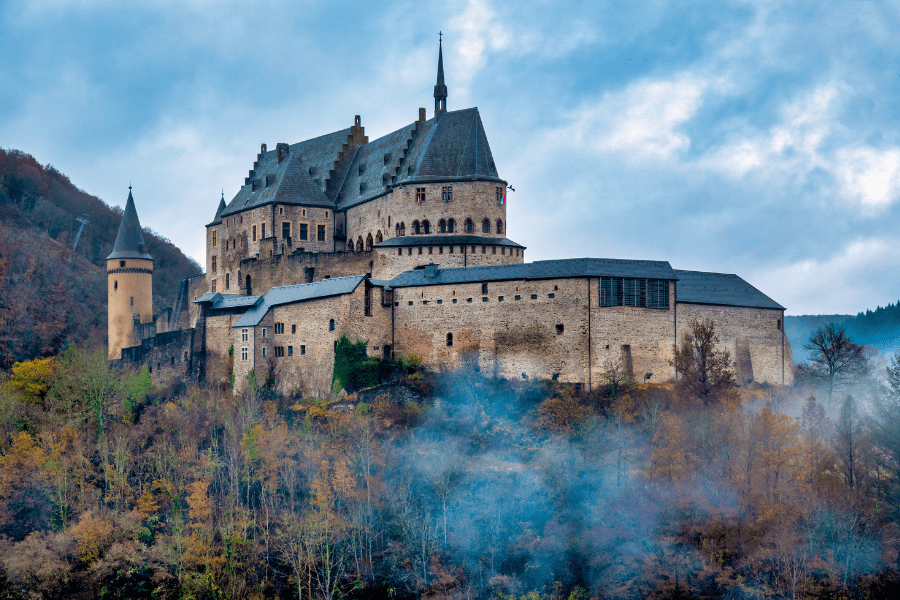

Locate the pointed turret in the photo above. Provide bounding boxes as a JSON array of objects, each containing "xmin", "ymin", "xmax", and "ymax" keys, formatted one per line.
[
  {"xmin": 107, "ymin": 187, "xmax": 154, "ymax": 359},
  {"xmin": 434, "ymin": 36, "xmax": 447, "ymax": 118},
  {"xmin": 107, "ymin": 188, "xmax": 152, "ymax": 260},
  {"xmin": 214, "ymin": 191, "xmax": 226, "ymax": 221}
]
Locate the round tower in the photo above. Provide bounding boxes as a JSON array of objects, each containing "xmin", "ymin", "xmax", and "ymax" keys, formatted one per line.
[{"xmin": 107, "ymin": 188, "xmax": 153, "ymax": 359}]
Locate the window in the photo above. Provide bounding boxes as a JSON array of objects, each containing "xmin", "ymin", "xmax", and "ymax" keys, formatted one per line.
[
  {"xmin": 599, "ymin": 278, "xmax": 670, "ymax": 308},
  {"xmin": 496, "ymin": 219, "xmax": 503, "ymax": 234},
  {"xmin": 492, "ymin": 247, "xmax": 496, "ymax": 254},
  {"xmin": 446, "ymin": 332, "xmax": 453, "ymax": 347},
  {"xmin": 262, "ymin": 347, "xmax": 267, "ymax": 357},
  {"xmin": 777, "ymin": 319, "xmax": 781, "ymax": 330},
  {"xmin": 447, "ymin": 218, "xmax": 455, "ymax": 233},
  {"xmin": 413, "ymin": 221, "xmax": 421, "ymax": 235},
  {"xmin": 317, "ymin": 224, "xmax": 326, "ymax": 242},
  {"xmin": 329, "ymin": 319, "xmax": 335, "ymax": 331},
  {"xmin": 225, "ymin": 273, "xmax": 230, "ymax": 289},
  {"xmin": 439, "ymin": 219, "xmax": 446, "ymax": 233},
  {"xmin": 482, "ymin": 246, "xmax": 486, "ymax": 254},
  {"xmin": 242, "ymin": 328, "xmax": 248, "ymax": 342},
  {"xmin": 416, "ymin": 187, "xmax": 426, "ymax": 203},
  {"xmin": 482, "ymin": 283, "xmax": 488, "ymax": 294},
  {"xmin": 282, "ymin": 222, "xmax": 291, "ymax": 239},
  {"xmin": 465, "ymin": 218, "xmax": 474, "ymax": 233},
  {"xmin": 292, "ymin": 324, "xmax": 296, "ymax": 334},
  {"xmin": 261, "ymin": 223, "xmax": 266, "ymax": 238},
  {"xmin": 531, "ymin": 294, "xmax": 537, "ymax": 300},
  {"xmin": 275, "ymin": 346, "xmax": 285, "ymax": 357},
  {"xmin": 482, "ymin": 219, "xmax": 490, "ymax": 233},
  {"xmin": 241, "ymin": 347, "xmax": 248, "ymax": 360},
  {"xmin": 423, "ymin": 220, "xmax": 431, "ymax": 234},
  {"xmin": 467, "ymin": 298, "xmax": 473, "ymax": 303},
  {"xmin": 130, "ymin": 296, "xmax": 134, "ymax": 306},
  {"xmin": 212, "ymin": 230, "xmax": 217, "ymax": 247},
  {"xmin": 299, "ymin": 223, "xmax": 308, "ymax": 240},
  {"xmin": 275, "ymin": 323, "xmax": 284, "ymax": 334},
  {"xmin": 482, "ymin": 297, "xmax": 488, "ymax": 302},
  {"xmin": 119, "ymin": 260, "xmax": 126, "ymax": 268},
  {"xmin": 211, "ymin": 256, "xmax": 217, "ymax": 272},
  {"xmin": 300, "ymin": 345, "xmax": 306, "ymax": 355},
  {"xmin": 548, "ymin": 293, "xmax": 554, "ymax": 298},
  {"xmin": 442, "ymin": 186, "xmax": 452, "ymax": 201},
  {"xmin": 364, "ymin": 284, "xmax": 372, "ymax": 317},
  {"xmin": 114, "ymin": 281, "xmax": 117, "ymax": 290},
  {"xmin": 288, "ymin": 346, "xmax": 293, "ymax": 356},
  {"xmin": 252, "ymin": 225, "xmax": 257, "ymax": 241},
  {"xmin": 279, "ymin": 207, "xmax": 284, "ymax": 215},
  {"xmin": 498, "ymin": 296, "xmax": 504, "ymax": 302},
  {"xmin": 515, "ymin": 295, "xmax": 521, "ymax": 300},
  {"xmin": 262, "ymin": 328, "xmax": 267, "ymax": 338},
  {"xmin": 496, "ymin": 186, "xmax": 504, "ymax": 203},
  {"xmin": 211, "ymin": 279, "xmax": 216, "ymax": 292},
  {"xmin": 556, "ymin": 324, "xmax": 564, "ymax": 335}
]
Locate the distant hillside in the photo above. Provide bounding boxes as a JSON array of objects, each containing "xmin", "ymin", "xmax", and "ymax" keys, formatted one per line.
[
  {"xmin": 786, "ymin": 305, "xmax": 900, "ymax": 363},
  {"xmin": 0, "ymin": 148, "xmax": 201, "ymax": 368}
]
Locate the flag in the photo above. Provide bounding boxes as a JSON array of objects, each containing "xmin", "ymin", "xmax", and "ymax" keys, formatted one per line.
[{"xmin": 499, "ymin": 188, "xmax": 506, "ymax": 205}]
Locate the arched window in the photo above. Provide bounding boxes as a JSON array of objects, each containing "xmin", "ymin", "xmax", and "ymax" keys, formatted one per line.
[
  {"xmin": 329, "ymin": 319, "xmax": 335, "ymax": 331},
  {"xmin": 465, "ymin": 218, "xmax": 474, "ymax": 233},
  {"xmin": 447, "ymin": 218, "xmax": 455, "ymax": 233},
  {"xmin": 482, "ymin": 219, "xmax": 490, "ymax": 233},
  {"xmin": 348, "ymin": 239, "xmax": 354, "ymax": 252},
  {"xmin": 366, "ymin": 233, "xmax": 373, "ymax": 251},
  {"xmin": 439, "ymin": 219, "xmax": 446, "ymax": 233},
  {"xmin": 413, "ymin": 220, "xmax": 421, "ymax": 235},
  {"xmin": 225, "ymin": 273, "xmax": 230, "ymax": 290},
  {"xmin": 357, "ymin": 236, "xmax": 364, "ymax": 250},
  {"xmin": 375, "ymin": 230, "xmax": 383, "ymax": 244},
  {"xmin": 423, "ymin": 220, "xmax": 431, "ymax": 234},
  {"xmin": 245, "ymin": 275, "xmax": 252, "ymax": 296},
  {"xmin": 446, "ymin": 332, "xmax": 453, "ymax": 347},
  {"xmin": 496, "ymin": 219, "xmax": 503, "ymax": 235},
  {"xmin": 399, "ymin": 222, "xmax": 406, "ymax": 236}
]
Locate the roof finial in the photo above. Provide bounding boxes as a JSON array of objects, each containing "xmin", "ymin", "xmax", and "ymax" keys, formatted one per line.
[{"xmin": 434, "ymin": 33, "xmax": 447, "ymax": 118}]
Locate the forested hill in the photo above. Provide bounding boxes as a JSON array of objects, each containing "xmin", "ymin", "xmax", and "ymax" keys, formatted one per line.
[
  {"xmin": 0, "ymin": 148, "xmax": 202, "ymax": 368},
  {"xmin": 786, "ymin": 305, "xmax": 900, "ymax": 362}
]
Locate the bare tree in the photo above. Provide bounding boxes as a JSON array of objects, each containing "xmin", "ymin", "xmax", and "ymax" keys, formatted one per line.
[
  {"xmin": 671, "ymin": 318, "xmax": 736, "ymax": 404},
  {"xmin": 798, "ymin": 324, "xmax": 868, "ymax": 403}
]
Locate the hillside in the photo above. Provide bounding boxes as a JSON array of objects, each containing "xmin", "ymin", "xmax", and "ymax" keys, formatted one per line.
[
  {"xmin": 0, "ymin": 149, "xmax": 202, "ymax": 368},
  {"xmin": 787, "ymin": 305, "xmax": 900, "ymax": 362}
]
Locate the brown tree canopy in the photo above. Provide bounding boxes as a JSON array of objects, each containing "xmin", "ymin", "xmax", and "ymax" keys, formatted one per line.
[{"xmin": 671, "ymin": 317, "xmax": 736, "ymax": 404}]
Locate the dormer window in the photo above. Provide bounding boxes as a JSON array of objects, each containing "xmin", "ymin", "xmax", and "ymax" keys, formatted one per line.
[
  {"xmin": 359, "ymin": 182, "xmax": 367, "ymax": 193},
  {"xmin": 358, "ymin": 163, "xmax": 366, "ymax": 175},
  {"xmin": 383, "ymin": 152, "xmax": 391, "ymax": 165}
]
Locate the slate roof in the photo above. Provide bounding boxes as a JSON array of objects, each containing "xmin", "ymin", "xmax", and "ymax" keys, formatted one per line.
[
  {"xmin": 234, "ymin": 275, "xmax": 366, "ymax": 327},
  {"xmin": 108, "ymin": 189, "xmax": 153, "ymax": 260},
  {"xmin": 674, "ymin": 270, "xmax": 784, "ymax": 310},
  {"xmin": 193, "ymin": 293, "xmax": 262, "ymax": 310},
  {"xmin": 335, "ymin": 121, "xmax": 418, "ymax": 210},
  {"xmin": 375, "ymin": 234, "xmax": 525, "ymax": 249},
  {"xmin": 218, "ymin": 128, "xmax": 352, "ymax": 220},
  {"xmin": 387, "ymin": 258, "xmax": 677, "ymax": 288}
]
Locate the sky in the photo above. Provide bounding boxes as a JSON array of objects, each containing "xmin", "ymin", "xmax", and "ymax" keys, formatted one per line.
[{"xmin": 1, "ymin": 0, "xmax": 899, "ymax": 316}]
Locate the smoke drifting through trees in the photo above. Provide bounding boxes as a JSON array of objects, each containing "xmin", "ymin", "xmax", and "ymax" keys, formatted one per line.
[{"xmin": 0, "ymin": 343, "xmax": 899, "ymax": 599}]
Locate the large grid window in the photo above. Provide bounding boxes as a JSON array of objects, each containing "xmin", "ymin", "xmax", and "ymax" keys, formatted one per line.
[{"xmin": 599, "ymin": 278, "xmax": 669, "ymax": 309}]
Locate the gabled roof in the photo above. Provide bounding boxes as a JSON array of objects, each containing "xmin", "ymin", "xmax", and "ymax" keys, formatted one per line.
[
  {"xmin": 674, "ymin": 270, "xmax": 785, "ymax": 310},
  {"xmin": 219, "ymin": 128, "xmax": 351, "ymax": 219},
  {"xmin": 107, "ymin": 189, "xmax": 152, "ymax": 260},
  {"xmin": 387, "ymin": 258, "xmax": 677, "ymax": 288},
  {"xmin": 234, "ymin": 275, "xmax": 366, "ymax": 327},
  {"xmin": 335, "ymin": 121, "xmax": 418, "ymax": 210},
  {"xmin": 374, "ymin": 234, "xmax": 525, "ymax": 249}
]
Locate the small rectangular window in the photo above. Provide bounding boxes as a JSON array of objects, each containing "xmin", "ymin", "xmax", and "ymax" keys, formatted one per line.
[
  {"xmin": 515, "ymin": 295, "xmax": 521, "ymax": 300},
  {"xmin": 549, "ymin": 293, "xmax": 555, "ymax": 299},
  {"xmin": 211, "ymin": 256, "xmax": 217, "ymax": 272},
  {"xmin": 442, "ymin": 186, "xmax": 452, "ymax": 202},
  {"xmin": 777, "ymin": 319, "xmax": 781, "ymax": 330},
  {"xmin": 292, "ymin": 324, "xmax": 296, "ymax": 334},
  {"xmin": 437, "ymin": 299, "xmax": 443, "ymax": 304},
  {"xmin": 531, "ymin": 294, "xmax": 537, "ymax": 300},
  {"xmin": 252, "ymin": 225, "xmax": 257, "ymax": 241},
  {"xmin": 498, "ymin": 296, "xmax": 504, "ymax": 302},
  {"xmin": 300, "ymin": 345, "xmax": 306, "ymax": 355},
  {"xmin": 241, "ymin": 328, "xmax": 248, "ymax": 342},
  {"xmin": 262, "ymin": 328, "xmax": 267, "ymax": 338},
  {"xmin": 317, "ymin": 224, "xmax": 326, "ymax": 242},
  {"xmin": 262, "ymin": 347, "xmax": 267, "ymax": 357},
  {"xmin": 282, "ymin": 222, "xmax": 291, "ymax": 239},
  {"xmin": 482, "ymin": 283, "xmax": 488, "ymax": 294},
  {"xmin": 467, "ymin": 298, "xmax": 473, "ymax": 303},
  {"xmin": 482, "ymin": 297, "xmax": 488, "ymax": 302},
  {"xmin": 299, "ymin": 223, "xmax": 308, "ymax": 240},
  {"xmin": 119, "ymin": 260, "xmax": 126, "ymax": 268},
  {"xmin": 241, "ymin": 347, "xmax": 248, "ymax": 361},
  {"xmin": 408, "ymin": 301, "xmax": 413, "ymax": 306},
  {"xmin": 452, "ymin": 298, "xmax": 457, "ymax": 304},
  {"xmin": 288, "ymin": 346, "xmax": 293, "ymax": 356},
  {"xmin": 416, "ymin": 187, "xmax": 426, "ymax": 203},
  {"xmin": 212, "ymin": 230, "xmax": 217, "ymax": 247}
]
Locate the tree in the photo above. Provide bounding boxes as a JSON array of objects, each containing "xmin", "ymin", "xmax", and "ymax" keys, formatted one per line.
[
  {"xmin": 798, "ymin": 324, "xmax": 868, "ymax": 403},
  {"xmin": 671, "ymin": 318, "xmax": 736, "ymax": 404},
  {"xmin": 871, "ymin": 353, "xmax": 900, "ymax": 516}
]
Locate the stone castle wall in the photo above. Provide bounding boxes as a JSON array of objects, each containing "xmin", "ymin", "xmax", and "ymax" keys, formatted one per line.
[
  {"xmin": 120, "ymin": 328, "xmax": 195, "ymax": 384},
  {"xmin": 107, "ymin": 257, "xmax": 154, "ymax": 359},
  {"xmin": 373, "ymin": 243, "xmax": 523, "ymax": 279},
  {"xmin": 676, "ymin": 303, "xmax": 793, "ymax": 386}
]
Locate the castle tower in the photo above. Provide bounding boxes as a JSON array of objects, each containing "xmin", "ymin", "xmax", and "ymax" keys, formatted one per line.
[
  {"xmin": 107, "ymin": 188, "xmax": 153, "ymax": 359},
  {"xmin": 434, "ymin": 36, "xmax": 447, "ymax": 117}
]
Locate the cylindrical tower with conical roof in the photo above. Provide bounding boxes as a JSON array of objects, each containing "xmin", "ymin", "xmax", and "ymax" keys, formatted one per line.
[{"xmin": 107, "ymin": 188, "xmax": 153, "ymax": 359}]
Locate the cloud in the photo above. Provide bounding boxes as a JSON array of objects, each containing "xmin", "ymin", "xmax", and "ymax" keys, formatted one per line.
[{"xmin": 448, "ymin": 0, "xmax": 511, "ymax": 87}]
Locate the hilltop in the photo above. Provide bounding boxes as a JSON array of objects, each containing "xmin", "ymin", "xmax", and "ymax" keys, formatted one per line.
[{"xmin": 0, "ymin": 149, "xmax": 201, "ymax": 368}]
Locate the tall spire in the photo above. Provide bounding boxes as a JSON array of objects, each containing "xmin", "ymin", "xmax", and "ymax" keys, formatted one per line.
[
  {"xmin": 107, "ymin": 188, "xmax": 152, "ymax": 260},
  {"xmin": 434, "ymin": 33, "xmax": 447, "ymax": 118},
  {"xmin": 214, "ymin": 190, "xmax": 226, "ymax": 221}
]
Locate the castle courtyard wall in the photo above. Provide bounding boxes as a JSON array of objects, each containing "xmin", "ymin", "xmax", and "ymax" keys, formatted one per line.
[{"xmin": 373, "ymin": 243, "xmax": 523, "ymax": 279}]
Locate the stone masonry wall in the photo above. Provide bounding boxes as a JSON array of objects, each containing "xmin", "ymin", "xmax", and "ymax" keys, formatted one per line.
[
  {"xmin": 373, "ymin": 244, "xmax": 523, "ymax": 279},
  {"xmin": 345, "ymin": 180, "xmax": 509, "ymax": 251},
  {"xmin": 676, "ymin": 303, "xmax": 793, "ymax": 386},
  {"xmin": 120, "ymin": 328, "xmax": 195, "ymax": 385}
]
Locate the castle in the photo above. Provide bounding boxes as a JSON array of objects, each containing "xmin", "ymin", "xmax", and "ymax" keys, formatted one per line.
[{"xmin": 109, "ymin": 41, "xmax": 794, "ymax": 395}]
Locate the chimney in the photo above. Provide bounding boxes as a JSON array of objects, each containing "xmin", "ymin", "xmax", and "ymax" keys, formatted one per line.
[
  {"xmin": 424, "ymin": 263, "xmax": 438, "ymax": 278},
  {"xmin": 275, "ymin": 142, "xmax": 289, "ymax": 164},
  {"xmin": 418, "ymin": 107, "xmax": 426, "ymax": 122}
]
